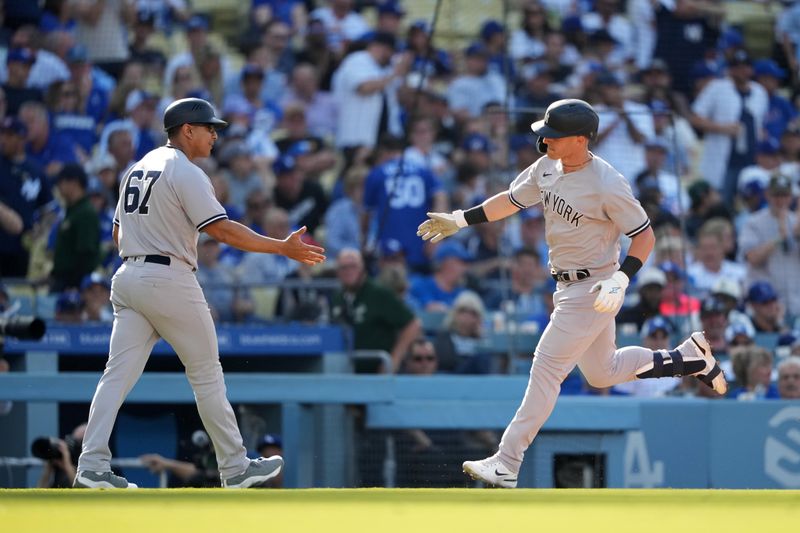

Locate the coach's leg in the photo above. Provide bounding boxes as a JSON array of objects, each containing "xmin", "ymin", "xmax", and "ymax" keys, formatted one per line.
[
  {"xmin": 79, "ymin": 299, "xmax": 159, "ymax": 473},
  {"xmin": 149, "ymin": 271, "xmax": 250, "ymax": 480}
]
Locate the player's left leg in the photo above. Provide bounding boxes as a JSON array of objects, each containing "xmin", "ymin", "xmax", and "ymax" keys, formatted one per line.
[
  {"xmin": 464, "ymin": 281, "xmax": 614, "ymax": 487},
  {"xmin": 580, "ymin": 324, "xmax": 727, "ymax": 394}
]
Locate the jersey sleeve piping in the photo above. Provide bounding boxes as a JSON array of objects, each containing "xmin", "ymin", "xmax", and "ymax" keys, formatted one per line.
[
  {"xmin": 113, "ymin": 218, "xmax": 120, "ymax": 226},
  {"xmin": 625, "ymin": 219, "xmax": 651, "ymax": 238},
  {"xmin": 196, "ymin": 213, "xmax": 228, "ymax": 230},
  {"xmin": 508, "ymin": 190, "xmax": 527, "ymax": 210}
]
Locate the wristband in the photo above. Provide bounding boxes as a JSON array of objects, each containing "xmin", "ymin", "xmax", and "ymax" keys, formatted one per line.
[
  {"xmin": 618, "ymin": 256, "xmax": 643, "ymax": 280},
  {"xmin": 463, "ymin": 205, "xmax": 489, "ymax": 225}
]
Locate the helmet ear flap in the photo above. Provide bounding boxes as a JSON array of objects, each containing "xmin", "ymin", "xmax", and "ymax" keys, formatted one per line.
[{"xmin": 537, "ymin": 137, "xmax": 547, "ymax": 154}]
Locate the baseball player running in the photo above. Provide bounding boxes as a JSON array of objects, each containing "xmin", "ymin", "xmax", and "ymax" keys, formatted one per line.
[
  {"xmin": 74, "ymin": 98, "xmax": 325, "ymax": 489},
  {"xmin": 417, "ymin": 99, "xmax": 727, "ymax": 488}
]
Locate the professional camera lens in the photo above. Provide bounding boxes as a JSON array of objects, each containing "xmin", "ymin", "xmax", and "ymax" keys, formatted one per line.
[
  {"xmin": 0, "ymin": 316, "xmax": 46, "ymax": 340},
  {"xmin": 31, "ymin": 437, "xmax": 63, "ymax": 460}
]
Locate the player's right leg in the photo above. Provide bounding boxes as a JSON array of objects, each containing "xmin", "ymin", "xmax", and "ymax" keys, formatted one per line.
[{"xmin": 76, "ymin": 268, "xmax": 159, "ymax": 488}]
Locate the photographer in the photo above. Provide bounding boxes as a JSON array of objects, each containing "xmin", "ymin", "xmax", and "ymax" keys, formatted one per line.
[
  {"xmin": 33, "ymin": 424, "xmax": 85, "ymax": 488},
  {"xmin": 139, "ymin": 430, "xmax": 220, "ymax": 488}
]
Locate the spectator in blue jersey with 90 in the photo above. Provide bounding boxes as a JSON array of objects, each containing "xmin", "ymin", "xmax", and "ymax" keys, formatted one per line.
[
  {"xmin": 409, "ymin": 240, "xmax": 471, "ymax": 312},
  {"xmin": 363, "ymin": 135, "xmax": 447, "ymax": 273}
]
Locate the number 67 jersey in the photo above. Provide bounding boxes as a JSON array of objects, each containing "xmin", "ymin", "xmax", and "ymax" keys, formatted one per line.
[{"xmin": 113, "ymin": 145, "xmax": 228, "ymax": 270}]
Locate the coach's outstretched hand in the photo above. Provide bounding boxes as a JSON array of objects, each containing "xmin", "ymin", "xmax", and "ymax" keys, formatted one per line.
[
  {"xmin": 417, "ymin": 212, "xmax": 461, "ymax": 243},
  {"xmin": 282, "ymin": 226, "xmax": 326, "ymax": 265},
  {"xmin": 589, "ymin": 271, "xmax": 629, "ymax": 313}
]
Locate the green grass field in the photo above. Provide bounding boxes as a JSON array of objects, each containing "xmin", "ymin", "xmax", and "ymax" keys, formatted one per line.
[{"xmin": 1, "ymin": 489, "xmax": 798, "ymax": 533}]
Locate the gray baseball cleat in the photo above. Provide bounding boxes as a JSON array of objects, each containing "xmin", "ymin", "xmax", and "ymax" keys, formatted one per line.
[
  {"xmin": 221, "ymin": 456, "xmax": 283, "ymax": 489},
  {"xmin": 73, "ymin": 471, "xmax": 138, "ymax": 489}
]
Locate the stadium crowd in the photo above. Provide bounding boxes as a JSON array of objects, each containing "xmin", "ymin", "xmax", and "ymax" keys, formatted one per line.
[{"xmin": 1, "ymin": 0, "xmax": 800, "ymax": 403}]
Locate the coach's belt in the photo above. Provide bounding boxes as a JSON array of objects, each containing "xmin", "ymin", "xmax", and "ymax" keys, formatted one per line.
[
  {"xmin": 550, "ymin": 268, "xmax": 590, "ymax": 282},
  {"xmin": 124, "ymin": 254, "xmax": 171, "ymax": 266}
]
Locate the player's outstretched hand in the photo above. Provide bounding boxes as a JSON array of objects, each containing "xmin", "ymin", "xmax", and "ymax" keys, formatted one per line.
[
  {"xmin": 589, "ymin": 271, "xmax": 629, "ymax": 313},
  {"xmin": 282, "ymin": 226, "xmax": 326, "ymax": 265},
  {"xmin": 417, "ymin": 212, "xmax": 461, "ymax": 243}
]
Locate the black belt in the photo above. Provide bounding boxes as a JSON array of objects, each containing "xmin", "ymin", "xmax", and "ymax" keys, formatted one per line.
[
  {"xmin": 124, "ymin": 254, "xmax": 171, "ymax": 266},
  {"xmin": 551, "ymin": 268, "xmax": 590, "ymax": 282}
]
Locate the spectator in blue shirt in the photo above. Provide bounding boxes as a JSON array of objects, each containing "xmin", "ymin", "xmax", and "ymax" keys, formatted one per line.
[
  {"xmin": 363, "ymin": 136, "xmax": 447, "ymax": 273},
  {"xmin": 65, "ymin": 44, "xmax": 113, "ymax": 124},
  {"xmin": 728, "ymin": 345, "xmax": 780, "ymax": 399},
  {"xmin": 409, "ymin": 240, "xmax": 471, "ymax": 312},
  {"xmin": 48, "ymin": 79, "xmax": 97, "ymax": 158},
  {"xmin": 0, "ymin": 116, "xmax": 52, "ymax": 277},
  {"xmin": 753, "ymin": 59, "xmax": 797, "ymax": 142},
  {"xmin": 324, "ymin": 164, "xmax": 366, "ymax": 259},
  {"xmin": 20, "ymin": 100, "xmax": 78, "ymax": 177}
]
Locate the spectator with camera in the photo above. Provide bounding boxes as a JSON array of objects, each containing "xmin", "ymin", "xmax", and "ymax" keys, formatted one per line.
[
  {"xmin": 140, "ymin": 430, "xmax": 220, "ymax": 488},
  {"xmin": 33, "ymin": 423, "xmax": 85, "ymax": 488}
]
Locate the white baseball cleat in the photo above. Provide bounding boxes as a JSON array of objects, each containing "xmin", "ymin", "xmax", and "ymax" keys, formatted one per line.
[
  {"xmin": 463, "ymin": 456, "xmax": 518, "ymax": 488},
  {"xmin": 677, "ymin": 331, "xmax": 728, "ymax": 395}
]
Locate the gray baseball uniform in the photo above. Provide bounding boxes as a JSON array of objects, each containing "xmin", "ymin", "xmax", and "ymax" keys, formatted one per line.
[
  {"xmin": 497, "ymin": 153, "xmax": 655, "ymax": 472},
  {"xmin": 78, "ymin": 145, "xmax": 251, "ymax": 480}
]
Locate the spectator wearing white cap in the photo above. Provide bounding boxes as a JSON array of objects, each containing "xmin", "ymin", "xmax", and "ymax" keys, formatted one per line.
[{"xmin": 710, "ymin": 277, "xmax": 753, "ymax": 332}]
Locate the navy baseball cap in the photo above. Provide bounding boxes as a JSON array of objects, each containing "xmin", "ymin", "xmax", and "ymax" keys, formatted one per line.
[
  {"xmin": 380, "ymin": 238, "xmax": 405, "ymax": 257},
  {"xmin": 757, "ymin": 138, "xmax": 781, "ymax": 155},
  {"xmin": 56, "ymin": 290, "xmax": 82, "ymax": 313},
  {"xmin": 464, "ymin": 42, "xmax": 489, "ymax": 58},
  {"xmin": 273, "ymin": 154, "xmax": 296, "ymax": 175},
  {"xmin": 433, "ymin": 241, "xmax": 472, "ymax": 263},
  {"xmin": 66, "ymin": 44, "xmax": 89, "ymax": 64},
  {"xmin": 370, "ymin": 31, "xmax": 397, "ymax": 50},
  {"xmin": 241, "ymin": 64, "xmax": 264, "ymax": 79},
  {"xmin": 700, "ymin": 295, "xmax": 727, "ymax": 317},
  {"xmin": 6, "ymin": 47, "xmax": 36, "ymax": 65},
  {"xmin": 718, "ymin": 28, "xmax": 743, "ymax": 50},
  {"xmin": 728, "ymin": 49, "xmax": 751, "ymax": 67},
  {"xmin": 378, "ymin": 2, "xmax": 405, "ymax": 16},
  {"xmin": 641, "ymin": 316, "xmax": 673, "ymax": 337},
  {"xmin": 257, "ymin": 433, "xmax": 283, "ymax": 450},
  {"xmin": 287, "ymin": 140, "xmax": 314, "ymax": 157},
  {"xmin": 589, "ymin": 29, "xmax": 617, "ymax": 45},
  {"xmin": 724, "ymin": 321, "xmax": 755, "ymax": 343},
  {"xmin": 747, "ymin": 281, "xmax": 778, "ymax": 303},
  {"xmin": 753, "ymin": 59, "xmax": 787, "ymax": 79},
  {"xmin": 0, "ymin": 116, "xmax": 27, "ymax": 136},
  {"xmin": 658, "ymin": 261, "xmax": 685, "ymax": 279},
  {"xmin": 481, "ymin": 20, "xmax": 505, "ymax": 41},
  {"xmin": 778, "ymin": 331, "xmax": 800, "ymax": 348},
  {"xmin": 186, "ymin": 15, "xmax": 209, "ymax": 32},
  {"xmin": 462, "ymin": 133, "xmax": 491, "ymax": 153},
  {"xmin": 409, "ymin": 19, "xmax": 430, "ymax": 33},
  {"xmin": 80, "ymin": 272, "xmax": 110, "ymax": 292},
  {"xmin": 136, "ymin": 8, "xmax": 156, "ymax": 25},
  {"xmin": 739, "ymin": 178, "xmax": 764, "ymax": 198},
  {"xmin": 690, "ymin": 62, "xmax": 716, "ymax": 81}
]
